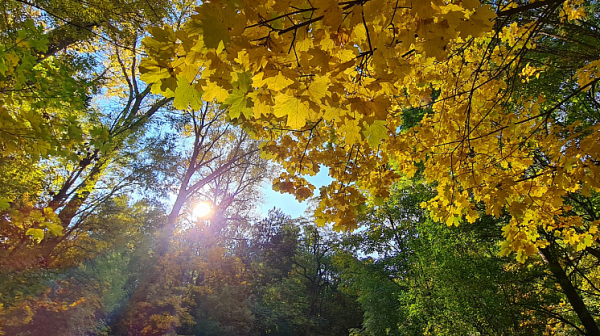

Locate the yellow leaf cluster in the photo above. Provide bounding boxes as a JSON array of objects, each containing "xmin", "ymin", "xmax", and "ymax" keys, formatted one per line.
[{"xmin": 141, "ymin": 0, "xmax": 600, "ymax": 260}]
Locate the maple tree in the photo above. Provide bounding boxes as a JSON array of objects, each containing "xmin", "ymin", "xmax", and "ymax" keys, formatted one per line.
[
  {"xmin": 141, "ymin": 0, "xmax": 600, "ymax": 267},
  {"xmin": 139, "ymin": 2, "xmax": 600, "ymax": 331}
]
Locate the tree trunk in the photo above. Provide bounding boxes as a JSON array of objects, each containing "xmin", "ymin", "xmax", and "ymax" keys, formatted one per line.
[{"xmin": 539, "ymin": 246, "xmax": 600, "ymax": 336}]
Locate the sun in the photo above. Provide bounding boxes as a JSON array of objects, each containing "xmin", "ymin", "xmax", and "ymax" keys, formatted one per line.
[{"xmin": 192, "ymin": 201, "xmax": 212, "ymax": 219}]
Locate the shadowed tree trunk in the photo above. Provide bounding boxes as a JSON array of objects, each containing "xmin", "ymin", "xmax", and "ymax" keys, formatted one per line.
[{"xmin": 539, "ymin": 244, "xmax": 600, "ymax": 336}]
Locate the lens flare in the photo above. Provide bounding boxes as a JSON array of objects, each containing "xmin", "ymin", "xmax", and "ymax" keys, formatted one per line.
[{"xmin": 192, "ymin": 201, "xmax": 212, "ymax": 219}]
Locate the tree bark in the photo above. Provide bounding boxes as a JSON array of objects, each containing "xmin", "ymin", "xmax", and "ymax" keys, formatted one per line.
[{"xmin": 539, "ymin": 246, "xmax": 600, "ymax": 336}]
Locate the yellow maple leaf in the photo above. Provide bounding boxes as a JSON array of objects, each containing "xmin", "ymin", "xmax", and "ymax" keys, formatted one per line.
[
  {"xmin": 202, "ymin": 81, "xmax": 230, "ymax": 102},
  {"xmin": 340, "ymin": 119, "xmax": 361, "ymax": 144},
  {"xmin": 265, "ymin": 71, "xmax": 294, "ymax": 91},
  {"xmin": 273, "ymin": 93, "xmax": 311, "ymax": 129},
  {"xmin": 305, "ymin": 75, "xmax": 331, "ymax": 101}
]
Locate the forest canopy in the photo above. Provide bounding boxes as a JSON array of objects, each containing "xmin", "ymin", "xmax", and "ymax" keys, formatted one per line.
[
  {"xmin": 1, "ymin": 0, "xmax": 600, "ymax": 335},
  {"xmin": 141, "ymin": 0, "xmax": 600, "ymax": 262}
]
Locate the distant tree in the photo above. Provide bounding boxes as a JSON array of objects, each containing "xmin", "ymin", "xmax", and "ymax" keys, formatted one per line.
[
  {"xmin": 337, "ymin": 180, "xmax": 596, "ymax": 335},
  {"xmin": 255, "ymin": 219, "xmax": 363, "ymax": 336},
  {"xmin": 112, "ymin": 102, "xmax": 269, "ymax": 336}
]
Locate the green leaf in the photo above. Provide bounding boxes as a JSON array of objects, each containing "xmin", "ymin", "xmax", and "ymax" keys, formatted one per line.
[
  {"xmin": 224, "ymin": 89, "xmax": 252, "ymax": 119},
  {"xmin": 0, "ymin": 58, "xmax": 8, "ymax": 76},
  {"xmin": 362, "ymin": 120, "xmax": 388, "ymax": 148},
  {"xmin": 173, "ymin": 76, "xmax": 203, "ymax": 110},
  {"xmin": 201, "ymin": 4, "xmax": 233, "ymax": 49},
  {"xmin": 234, "ymin": 71, "xmax": 253, "ymax": 92},
  {"xmin": 0, "ymin": 197, "xmax": 10, "ymax": 210}
]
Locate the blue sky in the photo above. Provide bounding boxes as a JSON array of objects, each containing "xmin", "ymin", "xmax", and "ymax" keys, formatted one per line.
[{"xmin": 258, "ymin": 166, "xmax": 332, "ymax": 218}]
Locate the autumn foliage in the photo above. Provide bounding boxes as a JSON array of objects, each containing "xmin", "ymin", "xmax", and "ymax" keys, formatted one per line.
[
  {"xmin": 141, "ymin": 0, "xmax": 599, "ymax": 262},
  {"xmin": 2, "ymin": 0, "xmax": 600, "ymax": 334}
]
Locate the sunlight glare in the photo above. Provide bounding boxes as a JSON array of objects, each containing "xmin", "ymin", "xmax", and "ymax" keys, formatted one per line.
[{"xmin": 192, "ymin": 201, "xmax": 212, "ymax": 219}]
